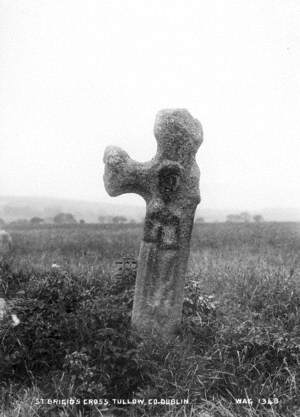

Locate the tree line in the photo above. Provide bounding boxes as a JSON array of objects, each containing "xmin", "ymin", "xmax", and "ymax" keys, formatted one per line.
[
  {"xmin": 1, "ymin": 211, "xmax": 264, "ymax": 227},
  {"xmin": 0, "ymin": 214, "xmax": 134, "ymax": 227},
  {"xmin": 195, "ymin": 212, "xmax": 264, "ymax": 223}
]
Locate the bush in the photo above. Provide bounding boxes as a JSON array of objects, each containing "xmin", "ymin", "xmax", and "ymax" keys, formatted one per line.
[{"xmin": 0, "ymin": 259, "xmax": 145, "ymax": 400}]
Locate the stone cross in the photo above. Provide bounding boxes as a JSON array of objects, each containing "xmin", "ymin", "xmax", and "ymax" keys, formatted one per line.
[{"xmin": 103, "ymin": 109, "xmax": 203, "ymax": 336}]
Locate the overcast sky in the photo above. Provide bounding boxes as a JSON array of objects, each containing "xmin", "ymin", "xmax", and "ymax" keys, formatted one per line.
[{"xmin": 0, "ymin": 0, "xmax": 299, "ymax": 210}]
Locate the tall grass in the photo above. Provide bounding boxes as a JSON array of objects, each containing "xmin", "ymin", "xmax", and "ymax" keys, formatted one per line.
[{"xmin": 1, "ymin": 222, "xmax": 299, "ymax": 416}]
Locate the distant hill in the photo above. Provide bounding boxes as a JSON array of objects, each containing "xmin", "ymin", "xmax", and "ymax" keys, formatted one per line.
[
  {"xmin": 0, "ymin": 196, "xmax": 145, "ymax": 223},
  {"xmin": 0, "ymin": 195, "xmax": 299, "ymax": 223}
]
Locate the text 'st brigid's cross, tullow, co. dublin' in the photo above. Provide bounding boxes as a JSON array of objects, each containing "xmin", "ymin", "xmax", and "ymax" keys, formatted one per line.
[{"xmin": 103, "ymin": 109, "xmax": 203, "ymax": 336}]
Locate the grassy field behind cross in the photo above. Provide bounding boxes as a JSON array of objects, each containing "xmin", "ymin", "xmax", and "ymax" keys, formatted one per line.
[{"xmin": 0, "ymin": 222, "xmax": 299, "ymax": 417}]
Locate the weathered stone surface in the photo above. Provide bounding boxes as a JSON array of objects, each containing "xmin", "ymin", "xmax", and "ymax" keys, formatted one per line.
[
  {"xmin": 0, "ymin": 230, "xmax": 12, "ymax": 255},
  {"xmin": 103, "ymin": 109, "xmax": 203, "ymax": 336}
]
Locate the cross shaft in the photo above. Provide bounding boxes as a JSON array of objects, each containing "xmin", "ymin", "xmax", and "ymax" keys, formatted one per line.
[{"xmin": 103, "ymin": 109, "xmax": 203, "ymax": 336}]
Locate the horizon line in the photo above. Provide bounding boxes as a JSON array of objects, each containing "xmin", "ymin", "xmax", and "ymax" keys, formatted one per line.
[{"xmin": 0, "ymin": 194, "xmax": 299, "ymax": 213}]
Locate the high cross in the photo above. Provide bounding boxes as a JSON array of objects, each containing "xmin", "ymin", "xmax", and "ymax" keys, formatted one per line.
[{"xmin": 103, "ymin": 109, "xmax": 203, "ymax": 336}]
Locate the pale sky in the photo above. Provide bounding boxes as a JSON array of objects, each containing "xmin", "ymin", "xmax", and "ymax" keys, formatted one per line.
[{"xmin": 0, "ymin": 0, "xmax": 299, "ymax": 210}]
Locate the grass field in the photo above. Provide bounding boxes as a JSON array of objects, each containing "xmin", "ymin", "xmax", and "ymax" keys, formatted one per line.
[{"xmin": 0, "ymin": 222, "xmax": 300, "ymax": 417}]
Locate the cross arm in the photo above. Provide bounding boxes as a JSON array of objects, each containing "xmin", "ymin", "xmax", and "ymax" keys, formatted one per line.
[{"xmin": 103, "ymin": 146, "xmax": 151, "ymax": 200}]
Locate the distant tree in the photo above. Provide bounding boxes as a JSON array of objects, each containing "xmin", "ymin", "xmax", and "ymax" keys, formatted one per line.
[
  {"xmin": 0, "ymin": 218, "xmax": 5, "ymax": 228},
  {"xmin": 53, "ymin": 213, "xmax": 77, "ymax": 225},
  {"xmin": 9, "ymin": 219, "xmax": 29, "ymax": 226},
  {"xmin": 195, "ymin": 217, "xmax": 205, "ymax": 223},
  {"xmin": 79, "ymin": 219, "xmax": 85, "ymax": 225},
  {"xmin": 227, "ymin": 212, "xmax": 252, "ymax": 223},
  {"xmin": 240, "ymin": 212, "xmax": 251, "ymax": 223},
  {"xmin": 253, "ymin": 214, "xmax": 264, "ymax": 223},
  {"xmin": 226, "ymin": 214, "xmax": 242, "ymax": 223},
  {"xmin": 30, "ymin": 216, "xmax": 44, "ymax": 225},
  {"xmin": 112, "ymin": 216, "xmax": 127, "ymax": 224},
  {"xmin": 98, "ymin": 215, "xmax": 114, "ymax": 223}
]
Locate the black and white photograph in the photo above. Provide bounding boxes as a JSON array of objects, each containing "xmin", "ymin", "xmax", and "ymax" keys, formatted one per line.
[{"xmin": 0, "ymin": 1, "xmax": 299, "ymax": 416}]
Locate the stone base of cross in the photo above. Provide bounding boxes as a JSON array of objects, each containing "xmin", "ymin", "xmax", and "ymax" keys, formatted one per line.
[{"xmin": 103, "ymin": 109, "xmax": 203, "ymax": 336}]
